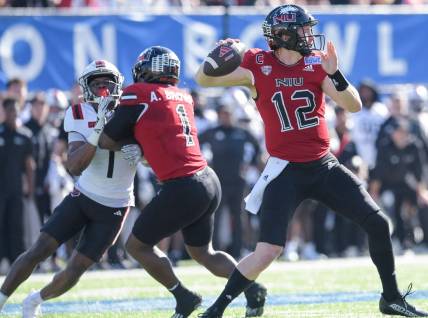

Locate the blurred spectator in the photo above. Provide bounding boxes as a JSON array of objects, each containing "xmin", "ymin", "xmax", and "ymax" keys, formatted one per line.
[
  {"xmin": 8, "ymin": 0, "xmax": 55, "ymax": 6},
  {"xmin": 5, "ymin": 77, "xmax": 29, "ymax": 113},
  {"xmin": 376, "ymin": 92, "xmax": 409, "ymax": 149},
  {"xmin": 219, "ymin": 87, "xmax": 264, "ymax": 142},
  {"xmin": 350, "ymin": 79, "xmax": 388, "ymax": 171},
  {"xmin": 45, "ymin": 88, "xmax": 69, "ymax": 129},
  {"xmin": 69, "ymin": 82, "xmax": 83, "ymax": 106},
  {"xmin": 0, "ymin": 95, "xmax": 4, "ymax": 124},
  {"xmin": 46, "ymin": 139, "xmax": 73, "ymax": 211},
  {"xmin": 200, "ymin": 103, "xmax": 261, "ymax": 258},
  {"xmin": 407, "ymin": 86, "xmax": 428, "ymax": 159},
  {"xmin": 55, "ymin": 0, "xmax": 99, "ymax": 7},
  {"xmin": 371, "ymin": 118, "xmax": 426, "ymax": 251},
  {"xmin": 191, "ymin": 90, "xmax": 217, "ymax": 134},
  {"xmin": 0, "ymin": 98, "xmax": 34, "ymax": 267},
  {"xmin": 328, "ymin": 107, "xmax": 366, "ymax": 256},
  {"xmin": 25, "ymin": 92, "xmax": 58, "ymax": 224}
]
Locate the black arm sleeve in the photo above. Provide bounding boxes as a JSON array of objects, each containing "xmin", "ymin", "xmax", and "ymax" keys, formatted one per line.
[{"xmin": 104, "ymin": 104, "xmax": 146, "ymax": 142}]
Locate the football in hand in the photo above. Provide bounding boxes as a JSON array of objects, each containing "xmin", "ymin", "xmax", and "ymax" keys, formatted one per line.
[{"xmin": 203, "ymin": 41, "xmax": 246, "ymax": 77}]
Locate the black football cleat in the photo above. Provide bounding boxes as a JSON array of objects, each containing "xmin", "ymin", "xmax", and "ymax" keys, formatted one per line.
[
  {"xmin": 197, "ymin": 306, "xmax": 224, "ymax": 318},
  {"xmin": 244, "ymin": 282, "xmax": 267, "ymax": 317},
  {"xmin": 379, "ymin": 283, "xmax": 428, "ymax": 317},
  {"xmin": 171, "ymin": 290, "xmax": 202, "ymax": 318}
]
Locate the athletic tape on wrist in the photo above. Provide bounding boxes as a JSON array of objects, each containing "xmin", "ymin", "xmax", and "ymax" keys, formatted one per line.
[{"xmin": 87, "ymin": 130, "xmax": 101, "ymax": 146}]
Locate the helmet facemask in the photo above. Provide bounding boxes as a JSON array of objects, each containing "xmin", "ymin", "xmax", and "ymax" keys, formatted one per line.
[{"xmin": 78, "ymin": 60, "xmax": 124, "ymax": 104}]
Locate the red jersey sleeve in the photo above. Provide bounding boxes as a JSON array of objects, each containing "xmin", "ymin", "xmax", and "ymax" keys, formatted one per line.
[{"xmin": 119, "ymin": 84, "xmax": 149, "ymax": 107}]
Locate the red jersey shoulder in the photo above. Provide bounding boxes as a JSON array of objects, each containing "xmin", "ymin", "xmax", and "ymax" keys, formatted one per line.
[
  {"xmin": 241, "ymin": 48, "xmax": 266, "ymax": 69},
  {"xmin": 119, "ymin": 83, "xmax": 152, "ymax": 106}
]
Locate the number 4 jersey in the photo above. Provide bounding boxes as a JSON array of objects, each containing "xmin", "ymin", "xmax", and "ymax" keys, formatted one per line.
[
  {"xmin": 103, "ymin": 83, "xmax": 207, "ymax": 182},
  {"xmin": 241, "ymin": 49, "xmax": 329, "ymax": 162},
  {"xmin": 64, "ymin": 103, "xmax": 136, "ymax": 208}
]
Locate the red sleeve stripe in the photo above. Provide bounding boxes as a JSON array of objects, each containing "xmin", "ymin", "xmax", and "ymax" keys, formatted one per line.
[{"xmin": 72, "ymin": 104, "xmax": 84, "ymax": 120}]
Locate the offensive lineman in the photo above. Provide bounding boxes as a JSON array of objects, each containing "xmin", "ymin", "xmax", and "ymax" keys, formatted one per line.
[
  {"xmin": 0, "ymin": 60, "xmax": 141, "ymax": 317},
  {"xmin": 98, "ymin": 46, "xmax": 267, "ymax": 318}
]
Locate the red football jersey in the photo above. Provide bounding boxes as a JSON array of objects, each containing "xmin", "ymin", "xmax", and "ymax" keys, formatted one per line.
[
  {"xmin": 241, "ymin": 48, "xmax": 329, "ymax": 162},
  {"xmin": 120, "ymin": 83, "xmax": 207, "ymax": 181}
]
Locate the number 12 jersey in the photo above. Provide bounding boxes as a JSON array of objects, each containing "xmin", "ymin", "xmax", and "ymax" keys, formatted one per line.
[{"xmin": 241, "ymin": 48, "xmax": 330, "ymax": 163}]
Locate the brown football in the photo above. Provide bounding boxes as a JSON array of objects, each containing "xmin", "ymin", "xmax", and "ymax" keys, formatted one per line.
[{"xmin": 203, "ymin": 41, "xmax": 246, "ymax": 77}]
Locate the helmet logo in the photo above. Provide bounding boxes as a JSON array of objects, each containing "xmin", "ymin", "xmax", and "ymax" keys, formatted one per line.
[
  {"xmin": 273, "ymin": 13, "xmax": 296, "ymax": 24},
  {"xmin": 138, "ymin": 49, "xmax": 152, "ymax": 62},
  {"xmin": 279, "ymin": 5, "xmax": 299, "ymax": 13},
  {"xmin": 95, "ymin": 60, "xmax": 106, "ymax": 68}
]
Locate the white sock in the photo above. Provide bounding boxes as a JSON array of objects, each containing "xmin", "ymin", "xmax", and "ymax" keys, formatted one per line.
[
  {"xmin": 26, "ymin": 291, "xmax": 43, "ymax": 305},
  {"xmin": 0, "ymin": 291, "xmax": 8, "ymax": 311}
]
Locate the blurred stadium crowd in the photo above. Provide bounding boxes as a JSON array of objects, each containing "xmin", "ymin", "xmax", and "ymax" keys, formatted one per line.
[
  {"xmin": 1, "ymin": 72, "xmax": 428, "ymax": 274},
  {"xmin": 0, "ymin": 0, "xmax": 427, "ymax": 9}
]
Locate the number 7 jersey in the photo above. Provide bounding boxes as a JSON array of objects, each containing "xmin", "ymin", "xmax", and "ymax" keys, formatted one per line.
[
  {"xmin": 241, "ymin": 48, "xmax": 329, "ymax": 162},
  {"xmin": 64, "ymin": 103, "xmax": 136, "ymax": 208}
]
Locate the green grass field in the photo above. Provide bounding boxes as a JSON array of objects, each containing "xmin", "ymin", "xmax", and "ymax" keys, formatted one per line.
[{"xmin": 2, "ymin": 255, "xmax": 428, "ymax": 317}]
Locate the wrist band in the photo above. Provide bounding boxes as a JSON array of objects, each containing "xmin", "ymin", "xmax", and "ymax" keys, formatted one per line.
[
  {"xmin": 87, "ymin": 131, "xmax": 101, "ymax": 146},
  {"xmin": 328, "ymin": 70, "xmax": 349, "ymax": 92}
]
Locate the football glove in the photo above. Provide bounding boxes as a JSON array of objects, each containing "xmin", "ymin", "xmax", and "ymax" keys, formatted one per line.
[
  {"xmin": 87, "ymin": 96, "xmax": 117, "ymax": 146},
  {"xmin": 121, "ymin": 144, "xmax": 142, "ymax": 167}
]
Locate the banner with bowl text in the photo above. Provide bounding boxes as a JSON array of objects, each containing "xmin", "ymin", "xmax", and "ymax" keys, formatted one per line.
[{"xmin": 0, "ymin": 11, "xmax": 426, "ymax": 90}]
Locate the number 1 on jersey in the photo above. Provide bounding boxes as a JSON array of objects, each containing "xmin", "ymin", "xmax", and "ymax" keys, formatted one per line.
[
  {"xmin": 176, "ymin": 104, "xmax": 195, "ymax": 147},
  {"xmin": 107, "ymin": 151, "xmax": 114, "ymax": 178}
]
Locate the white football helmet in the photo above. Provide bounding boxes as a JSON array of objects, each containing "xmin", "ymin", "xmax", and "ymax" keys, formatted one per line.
[
  {"xmin": 45, "ymin": 88, "xmax": 69, "ymax": 109},
  {"xmin": 78, "ymin": 60, "xmax": 124, "ymax": 103}
]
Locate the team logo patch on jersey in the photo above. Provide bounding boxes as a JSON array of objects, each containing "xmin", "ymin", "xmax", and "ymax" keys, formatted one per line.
[
  {"xmin": 261, "ymin": 65, "xmax": 272, "ymax": 75},
  {"xmin": 303, "ymin": 65, "xmax": 314, "ymax": 72},
  {"xmin": 88, "ymin": 121, "xmax": 96, "ymax": 128},
  {"xmin": 304, "ymin": 56, "xmax": 322, "ymax": 65}
]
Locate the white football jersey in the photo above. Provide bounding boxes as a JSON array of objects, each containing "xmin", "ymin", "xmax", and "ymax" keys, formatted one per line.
[
  {"xmin": 64, "ymin": 103, "xmax": 136, "ymax": 208},
  {"xmin": 350, "ymin": 102, "xmax": 389, "ymax": 169}
]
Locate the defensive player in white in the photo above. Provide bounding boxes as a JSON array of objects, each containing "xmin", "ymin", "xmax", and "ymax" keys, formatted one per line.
[{"xmin": 0, "ymin": 60, "xmax": 141, "ymax": 318}]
